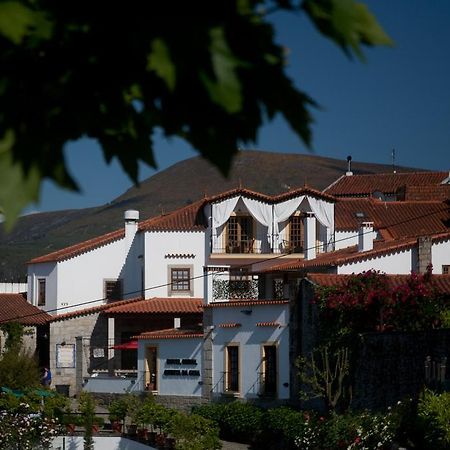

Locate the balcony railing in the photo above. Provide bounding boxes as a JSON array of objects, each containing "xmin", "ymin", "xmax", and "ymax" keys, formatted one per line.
[{"xmin": 213, "ymin": 280, "xmax": 259, "ymax": 300}]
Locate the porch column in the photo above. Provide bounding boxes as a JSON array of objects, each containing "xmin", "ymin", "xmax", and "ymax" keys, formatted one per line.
[
  {"xmin": 108, "ymin": 316, "xmax": 115, "ymax": 376},
  {"xmin": 304, "ymin": 212, "xmax": 316, "ymax": 260}
]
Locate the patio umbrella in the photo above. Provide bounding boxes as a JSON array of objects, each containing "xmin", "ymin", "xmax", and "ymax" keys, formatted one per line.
[{"xmin": 110, "ymin": 340, "xmax": 138, "ymax": 350}]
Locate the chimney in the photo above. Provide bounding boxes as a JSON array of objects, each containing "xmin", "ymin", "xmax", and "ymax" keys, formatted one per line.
[
  {"xmin": 358, "ymin": 222, "xmax": 374, "ymax": 252},
  {"xmin": 124, "ymin": 210, "xmax": 139, "ymax": 239},
  {"xmin": 304, "ymin": 212, "xmax": 316, "ymax": 260},
  {"xmin": 417, "ymin": 236, "xmax": 432, "ymax": 274},
  {"xmin": 174, "ymin": 317, "xmax": 181, "ymax": 329},
  {"xmin": 346, "ymin": 155, "xmax": 353, "ymax": 176}
]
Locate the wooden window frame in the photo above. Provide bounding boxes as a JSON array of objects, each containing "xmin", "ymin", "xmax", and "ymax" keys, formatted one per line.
[
  {"xmin": 226, "ymin": 214, "xmax": 255, "ymax": 253},
  {"xmin": 168, "ymin": 265, "xmax": 193, "ymax": 296},
  {"xmin": 37, "ymin": 278, "xmax": 46, "ymax": 306},
  {"xmin": 287, "ymin": 213, "xmax": 304, "ymax": 253},
  {"xmin": 443, "ymin": 265, "xmax": 449, "ymax": 275},
  {"xmin": 224, "ymin": 343, "xmax": 240, "ymax": 394}
]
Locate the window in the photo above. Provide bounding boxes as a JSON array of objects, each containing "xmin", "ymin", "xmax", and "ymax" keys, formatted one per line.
[
  {"xmin": 288, "ymin": 215, "xmax": 304, "ymax": 253},
  {"xmin": 104, "ymin": 279, "xmax": 122, "ymax": 301},
  {"xmin": 227, "ymin": 215, "xmax": 254, "ymax": 253},
  {"xmin": 443, "ymin": 265, "xmax": 449, "ymax": 275},
  {"xmin": 171, "ymin": 268, "xmax": 190, "ymax": 292},
  {"xmin": 261, "ymin": 345, "xmax": 277, "ymax": 396},
  {"xmin": 225, "ymin": 345, "xmax": 239, "ymax": 392},
  {"xmin": 37, "ymin": 279, "xmax": 46, "ymax": 306}
]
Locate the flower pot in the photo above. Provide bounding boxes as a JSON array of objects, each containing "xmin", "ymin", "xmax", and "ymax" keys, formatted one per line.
[{"xmin": 112, "ymin": 421, "xmax": 123, "ymax": 433}]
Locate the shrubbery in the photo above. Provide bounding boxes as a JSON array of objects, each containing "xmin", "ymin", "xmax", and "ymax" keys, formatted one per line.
[{"xmin": 417, "ymin": 389, "xmax": 450, "ymax": 449}]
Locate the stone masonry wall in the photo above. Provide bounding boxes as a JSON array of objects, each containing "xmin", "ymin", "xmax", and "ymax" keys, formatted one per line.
[
  {"xmin": 50, "ymin": 313, "xmax": 107, "ymax": 397},
  {"xmin": 352, "ymin": 329, "xmax": 450, "ymax": 410}
]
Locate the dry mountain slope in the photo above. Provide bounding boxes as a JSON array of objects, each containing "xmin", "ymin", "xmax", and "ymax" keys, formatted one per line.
[{"xmin": 0, "ymin": 150, "xmax": 417, "ymax": 279}]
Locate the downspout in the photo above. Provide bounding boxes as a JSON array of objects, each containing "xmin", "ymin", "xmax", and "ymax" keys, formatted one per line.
[{"xmin": 271, "ymin": 204, "xmax": 275, "ymax": 252}]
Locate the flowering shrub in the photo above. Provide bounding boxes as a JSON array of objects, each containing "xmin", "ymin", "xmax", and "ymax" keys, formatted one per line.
[
  {"xmin": 0, "ymin": 402, "xmax": 62, "ymax": 449},
  {"xmin": 292, "ymin": 409, "xmax": 397, "ymax": 450},
  {"xmin": 315, "ymin": 269, "xmax": 449, "ymax": 339}
]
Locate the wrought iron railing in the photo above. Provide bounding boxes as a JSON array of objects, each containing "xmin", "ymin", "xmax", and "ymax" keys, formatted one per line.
[{"xmin": 213, "ymin": 280, "xmax": 259, "ymax": 300}]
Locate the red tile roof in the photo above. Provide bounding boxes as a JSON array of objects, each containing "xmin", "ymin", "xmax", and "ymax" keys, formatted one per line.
[
  {"xmin": 218, "ymin": 323, "xmax": 242, "ymax": 328},
  {"xmin": 0, "ymin": 293, "xmax": 51, "ymax": 326},
  {"xmin": 325, "ymin": 172, "xmax": 447, "ymax": 197},
  {"xmin": 335, "ymin": 198, "xmax": 450, "ymax": 238},
  {"xmin": 104, "ymin": 297, "xmax": 203, "ymax": 315},
  {"xmin": 139, "ymin": 199, "xmax": 208, "ymax": 232},
  {"xmin": 263, "ymin": 232, "xmax": 450, "ymax": 272},
  {"xmin": 307, "ymin": 273, "xmax": 450, "ymax": 293},
  {"xmin": 208, "ymin": 187, "xmax": 335, "ymax": 204},
  {"xmin": 28, "ymin": 228, "xmax": 125, "ymax": 264},
  {"xmin": 134, "ymin": 328, "xmax": 203, "ymax": 339},
  {"xmin": 205, "ymin": 299, "xmax": 289, "ymax": 308},
  {"xmin": 402, "ymin": 184, "xmax": 450, "ymax": 202},
  {"xmin": 50, "ymin": 297, "xmax": 145, "ymax": 322},
  {"xmin": 50, "ymin": 297, "xmax": 203, "ymax": 322}
]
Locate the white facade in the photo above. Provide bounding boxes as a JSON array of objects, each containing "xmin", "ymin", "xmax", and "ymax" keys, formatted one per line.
[
  {"xmin": 210, "ymin": 303, "xmax": 290, "ymax": 400},
  {"xmin": 137, "ymin": 337, "xmax": 203, "ymax": 396},
  {"xmin": 144, "ymin": 231, "xmax": 206, "ymax": 298},
  {"xmin": 337, "ymin": 248, "xmax": 414, "ymax": 275},
  {"xmin": 432, "ymin": 239, "xmax": 450, "ymax": 273}
]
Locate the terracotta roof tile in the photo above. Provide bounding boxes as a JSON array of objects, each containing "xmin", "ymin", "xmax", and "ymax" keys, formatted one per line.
[
  {"xmin": 307, "ymin": 273, "xmax": 450, "ymax": 294},
  {"xmin": 139, "ymin": 199, "xmax": 208, "ymax": 232},
  {"xmin": 263, "ymin": 232, "xmax": 450, "ymax": 272},
  {"xmin": 218, "ymin": 323, "xmax": 242, "ymax": 328},
  {"xmin": 402, "ymin": 185, "xmax": 450, "ymax": 201},
  {"xmin": 50, "ymin": 297, "xmax": 145, "ymax": 322},
  {"xmin": 325, "ymin": 172, "xmax": 447, "ymax": 197},
  {"xmin": 0, "ymin": 293, "xmax": 51, "ymax": 325},
  {"xmin": 208, "ymin": 187, "xmax": 335, "ymax": 204},
  {"xmin": 256, "ymin": 321, "xmax": 282, "ymax": 327},
  {"xmin": 134, "ymin": 328, "xmax": 203, "ymax": 340},
  {"xmin": 335, "ymin": 198, "xmax": 450, "ymax": 238},
  {"xmin": 104, "ymin": 297, "xmax": 203, "ymax": 315},
  {"xmin": 205, "ymin": 299, "xmax": 289, "ymax": 308},
  {"xmin": 28, "ymin": 228, "xmax": 125, "ymax": 264}
]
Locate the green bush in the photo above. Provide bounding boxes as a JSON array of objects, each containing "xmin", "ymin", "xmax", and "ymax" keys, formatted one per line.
[
  {"xmin": 169, "ymin": 413, "xmax": 221, "ymax": 450},
  {"xmin": 417, "ymin": 390, "xmax": 450, "ymax": 449},
  {"xmin": 258, "ymin": 407, "xmax": 312, "ymax": 449},
  {"xmin": 194, "ymin": 401, "xmax": 263, "ymax": 443},
  {"xmin": 0, "ymin": 349, "xmax": 41, "ymax": 389},
  {"xmin": 108, "ymin": 397, "xmax": 129, "ymax": 422}
]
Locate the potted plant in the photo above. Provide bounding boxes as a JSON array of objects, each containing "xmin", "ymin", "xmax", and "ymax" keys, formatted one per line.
[{"xmin": 108, "ymin": 398, "xmax": 128, "ymax": 433}]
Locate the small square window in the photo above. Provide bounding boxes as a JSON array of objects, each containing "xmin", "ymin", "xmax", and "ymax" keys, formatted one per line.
[
  {"xmin": 443, "ymin": 265, "xmax": 449, "ymax": 275},
  {"xmin": 171, "ymin": 268, "xmax": 190, "ymax": 292}
]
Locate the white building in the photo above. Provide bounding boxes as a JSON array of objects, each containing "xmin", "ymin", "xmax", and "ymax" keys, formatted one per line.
[{"xmin": 22, "ymin": 172, "xmax": 450, "ymax": 404}]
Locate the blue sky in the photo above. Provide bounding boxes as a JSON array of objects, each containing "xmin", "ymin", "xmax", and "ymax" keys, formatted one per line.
[{"xmin": 32, "ymin": 1, "xmax": 450, "ymax": 212}]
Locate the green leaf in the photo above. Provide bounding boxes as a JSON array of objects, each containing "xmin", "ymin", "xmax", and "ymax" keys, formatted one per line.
[
  {"xmin": 0, "ymin": 1, "xmax": 52, "ymax": 44},
  {"xmin": 147, "ymin": 38, "xmax": 176, "ymax": 91},
  {"xmin": 201, "ymin": 27, "xmax": 243, "ymax": 114},
  {"xmin": 0, "ymin": 130, "xmax": 41, "ymax": 230},
  {"xmin": 303, "ymin": 0, "xmax": 393, "ymax": 61}
]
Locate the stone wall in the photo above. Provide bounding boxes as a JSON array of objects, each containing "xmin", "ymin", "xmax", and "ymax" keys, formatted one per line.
[
  {"xmin": 352, "ymin": 329, "xmax": 450, "ymax": 410},
  {"xmin": 50, "ymin": 313, "xmax": 106, "ymax": 397}
]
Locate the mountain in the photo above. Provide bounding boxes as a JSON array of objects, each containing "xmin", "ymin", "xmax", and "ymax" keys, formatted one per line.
[{"xmin": 0, "ymin": 150, "xmax": 418, "ymax": 280}]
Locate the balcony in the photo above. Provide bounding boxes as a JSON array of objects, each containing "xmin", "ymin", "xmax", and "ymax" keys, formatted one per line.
[{"xmin": 213, "ymin": 279, "xmax": 259, "ymax": 300}]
